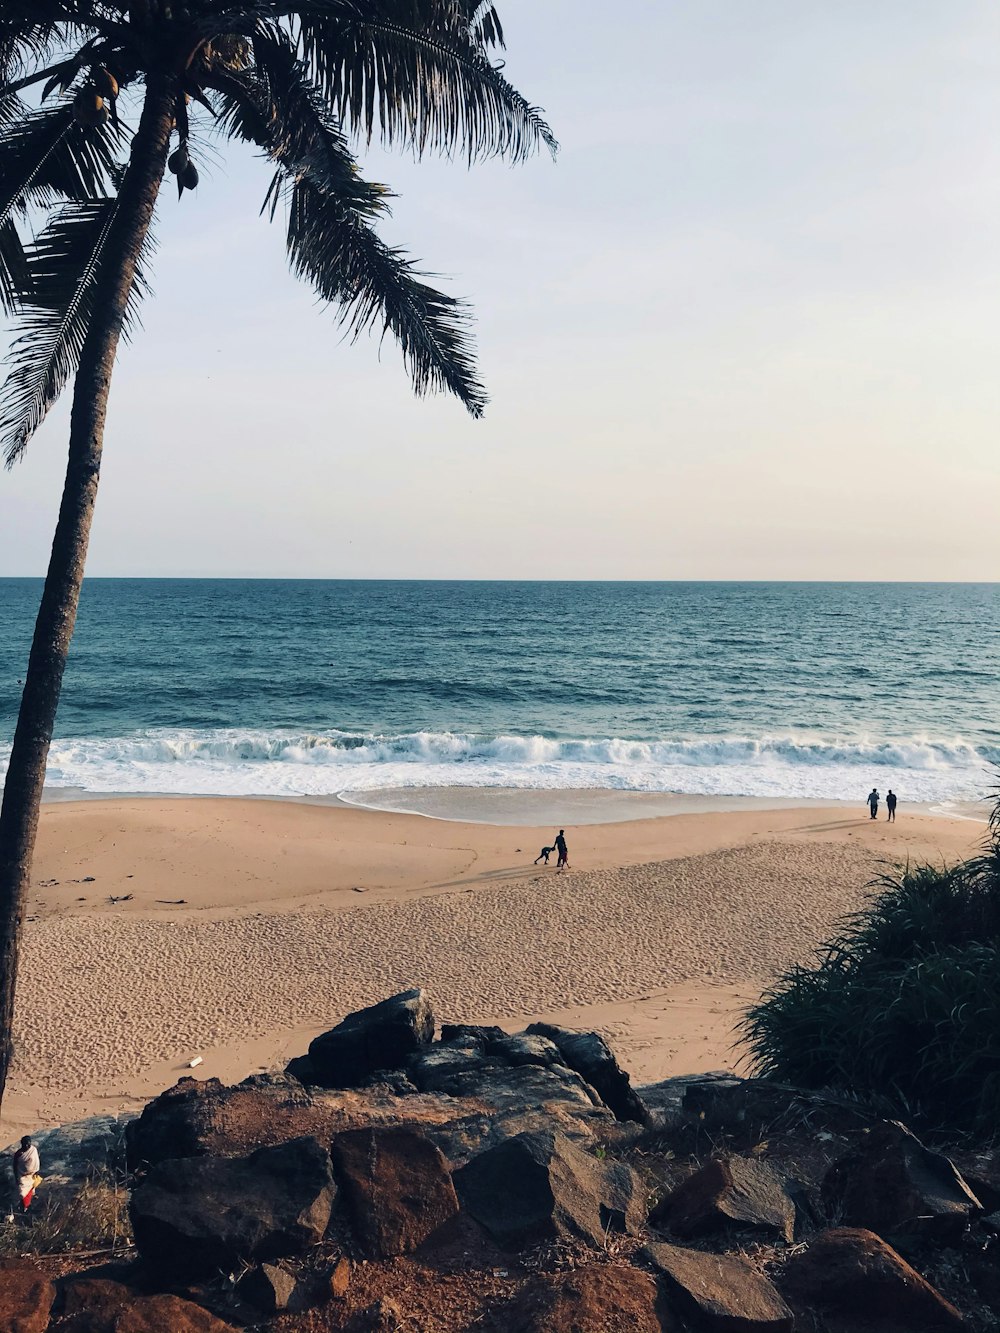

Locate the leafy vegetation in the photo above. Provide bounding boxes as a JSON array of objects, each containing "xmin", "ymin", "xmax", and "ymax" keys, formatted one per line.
[{"xmin": 741, "ymin": 814, "xmax": 1000, "ymax": 1137}]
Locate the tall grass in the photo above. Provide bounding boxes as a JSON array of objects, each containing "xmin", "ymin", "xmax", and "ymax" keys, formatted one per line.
[{"xmin": 741, "ymin": 825, "xmax": 1000, "ymax": 1137}]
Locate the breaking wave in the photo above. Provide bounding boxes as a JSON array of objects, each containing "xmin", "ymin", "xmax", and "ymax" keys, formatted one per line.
[{"xmin": 3, "ymin": 728, "xmax": 993, "ymax": 803}]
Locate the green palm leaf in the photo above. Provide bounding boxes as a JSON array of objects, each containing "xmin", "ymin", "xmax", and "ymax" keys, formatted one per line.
[{"xmin": 0, "ymin": 194, "xmax": 154, "ymax": 465}]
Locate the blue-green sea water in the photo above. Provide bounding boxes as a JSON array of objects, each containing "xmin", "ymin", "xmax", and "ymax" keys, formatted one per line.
[{"xmin": 0, "ymin": 580, "xmax": 997, "ymax": 805}]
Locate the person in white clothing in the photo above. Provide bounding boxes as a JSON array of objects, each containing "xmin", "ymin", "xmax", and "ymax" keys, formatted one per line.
[{"xmin": 13, "ymin": 1136, "xmax": 40, "ymax": 1214}]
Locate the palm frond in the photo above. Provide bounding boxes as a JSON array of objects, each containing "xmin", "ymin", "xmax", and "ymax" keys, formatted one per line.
[
  {"xmin": 214, "ymin": 51, "xmax": 486, "ymax": 413},
  {"xmin": 0, "ymin": 100, "xmax": 125, "ymax": 226},
  {"xmin": 294, "ymin": 0, "xmax": 557, "ymax": 161},
  {"xmin": 0, "ymin": 194, "xmax": 155, "ymax": 465},
  {"xmin": 287, "ymin": 173, "xmax": 487, "ymax": 414},
  {"xmin": 0, "ymin": 219, "xmax": 29, "ymax": 315}
]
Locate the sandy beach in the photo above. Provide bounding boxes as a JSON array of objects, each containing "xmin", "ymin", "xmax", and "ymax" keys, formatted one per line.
[{"xmin": 1, "ymin": 794, "xmax": 984, "ymax": 1141}]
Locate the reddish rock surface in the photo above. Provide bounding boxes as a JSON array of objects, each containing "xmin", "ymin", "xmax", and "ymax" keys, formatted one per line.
[
  {"xmin": 332, "ymin": 1125, "xmax": 459, "ymax": 1257},
  {"xmin": 489, "ymin": 1265, "xmax": 672, "ymax": 1333},
  {"xmin": 782, "ymin": 1227, "xmax": 966, "ymax": 1330},
  {"xmin": 61, "ymin": 1278, "xmax": 237, "ymax": 1333},
  {"xmin": 0, "ymin": 1259, "xmax": 56, "ymax": 1333}
]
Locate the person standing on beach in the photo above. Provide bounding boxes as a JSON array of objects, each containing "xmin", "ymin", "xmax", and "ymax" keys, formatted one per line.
[
  {"xmin": 867, "ymin": 788, "xmax": 880, "ymax": 820},
  {"xmin": 886, "ymin": 790, "xmax": 897, "ymax": 822},
  {"xmin": 554, "ymin": 829, "xmax": 570, "ymax": 870},
  {"xmin": 12, "ymin": 1137, "xmax": 39, "ymax": 1216}
]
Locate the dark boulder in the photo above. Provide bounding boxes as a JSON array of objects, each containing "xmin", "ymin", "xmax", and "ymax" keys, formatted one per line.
[
  {"xmin": 129, "ymin": 1135, "xmax": 335, "ymax": 1276},
  {"xmin": 439, "ymin": 1023, "xmax": 506, "ymax": 1051},
  {"xmin": 300, "ymin": 989, "xmax": 435, "ymax": 1089},
  {"xmin": 453, "ymin": 1128, "xmax": 642, "ymax": 1251},
  {"xmin": 408, "ymin": 1043, "xmax": 485, "ymax": 1092},
  {"xmin": 651, "ymin": 1155, "xmax": 796, "ymax": 1244},
  {"xmin": 643, "ymin": 1241, "xmax": 794, "ymax": 1333},
  {"xmin": 782, "ymin": 1227, "xmax": 965, "ymax": 1330},
  {"xmin": 489, "ymin": 1265, "xmax": 670, "ymax": 1333},
  {"xmin": 331, "ymin": 1125, "xmax": 459, "ymax": 1257},
  {"xmin": 417, "ymin": 1061, "xmax": 615, "ymax": 1166},
  {"xmin": 528, "ymin": 1024, "xmax": 651, "ymax": 1124},
  {"xmin": 822, "ymin": 1120, "xmax": 981, "ymax": 1244},
  {"xmin": 125, "ymin": 1077, "xmax": 227, "ymax": 1169},
  {"xmin": 0, "ymin": 1260, "xmax": 56, "ymax": 1333},
  {"xmin": 490, "ymin": 1033, "xmax": 563, "ymax": 1067}
]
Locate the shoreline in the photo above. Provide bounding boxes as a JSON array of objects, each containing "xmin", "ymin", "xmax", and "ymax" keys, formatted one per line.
[
  {"xmin": 36, "ymin": 782, "xmax": 991, "ymax": 826},
  {"xmin": 1, "ymin": 793, "xmax": 984, "ymax": 1142}
]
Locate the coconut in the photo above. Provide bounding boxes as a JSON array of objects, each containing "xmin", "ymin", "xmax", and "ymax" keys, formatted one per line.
[
  {"xmin": 92, "ymin": 66, "xmax": 119, "ymax": 99},
  {"xmin": 168, "ymin": 145, "xmax": 189, "ymax": 175},
  {"xmin": 73, "ymin": 88, "xmax": 107, "ymax": 127},
  {"xmin": 180, "ymin": 161, "xmax": 199, "ymax": 190}
]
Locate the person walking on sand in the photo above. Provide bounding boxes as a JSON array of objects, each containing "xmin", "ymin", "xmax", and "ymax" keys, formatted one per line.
[
  {"xmin": 554, "ymin": 829, "xmax": 569, "ymax": 870},
  {"xmin": 12, "ymin": 1137, "xmax": 39, "ymax": 1216},
  {"xmin": 867, "ymin": 788, "xmax": 880, "ymax": 820},
  {"xmin": 886, "ymin": 789, "xmax": 897, "ymax": 822},
  {"xmin": 534, "ymin": 844, "xmax": 554, "ymax": 865}
]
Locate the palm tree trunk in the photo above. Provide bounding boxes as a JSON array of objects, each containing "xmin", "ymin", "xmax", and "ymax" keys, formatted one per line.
[{"xmin": 0, "ymin": 75, "xmax": 177, "ymax": 1114}]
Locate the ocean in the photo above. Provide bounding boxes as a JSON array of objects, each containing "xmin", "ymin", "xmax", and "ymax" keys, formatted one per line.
[{"xmin": 0, "ymin": 579, "xmax": 998, "ymax": 808}]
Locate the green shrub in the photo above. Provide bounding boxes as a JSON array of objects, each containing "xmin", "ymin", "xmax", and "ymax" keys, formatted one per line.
[{"xmin": 741, "ymin": 835, "xmax": 1000, "ymax": 1137}]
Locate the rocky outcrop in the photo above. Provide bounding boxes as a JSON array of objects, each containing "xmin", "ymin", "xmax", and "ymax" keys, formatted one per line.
[
  {"xmin": 129, "ymin": 1135, "xmax": 335, "ymax": 1276},
  {"xmin": 60, "ymin": 1280, "xmax": 237, "ymax": 1333},
  {"xmin": 0, "ymin": 1260, "xmax": 55, "ymax": 1333},
  {"xmin": 643, "ymin": 1241, "xmax": 794, "ymax": 1333},
  {"xmin": 782, "ymin": 1227, "xmax": 966, "ymax": 1330},
  {"xmin": 331, "ymin": 1125, "xmax": 459, "ymax": 1257},
  {"xmin": 296, "ymin": 989, "xmax": 435, "ymax": 1089},
  {"xmin": 491, "ymin": 1265, "xmax": 668, "ymax": 1333},
  {"xmin": 822, "ymin": 1120, "xmax": 981, "ymax": 1244},
  {"xmin": 527, "ymin": 1023, "xmax": 651, "ymax": 1124},
  {"xmin": 651, "ymin": 1155, "xmax": 797, "ymax": 1243},
  {"xmin": 453, "ymin": 1128, "xmax": 642, "ymax": 1251}
]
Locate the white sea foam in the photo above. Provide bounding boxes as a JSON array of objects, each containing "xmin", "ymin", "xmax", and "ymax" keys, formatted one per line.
[{"xmin": 1, "ymin": 728, "xmax": 993, "ymax": 803}]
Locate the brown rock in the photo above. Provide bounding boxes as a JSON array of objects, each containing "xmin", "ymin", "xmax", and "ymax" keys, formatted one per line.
[
  {"xmin": 116, "ymin": 1294, "xmax": 237, "ymax": 1332},
  {"xmin": 493, "ymin": 1264, "xmax": 672, "ymax": 1332},
  {"xmin": 782, "ymin": 1227, "xmax": 965, "ymax": 1330},
  {"xmin": 60, "ymin": 1280, "xmax": 236, "ymax": 1333},
  {"xmin": 643, "ymin": 1241, "xmax": 794, "ymax": 1333},
  {"xmin": 330, "ymin": 1255, "xmax": 352, "ymax": 1299},
  {"xmin": 651, "ymin": 1156, "xmax": 796, "ymax": 1243},
  {"xmin": 332, "ymin": 1125, "xmax": 458, "ymax": 1257},
  {"xmin": 0, "ymin": 1260, "xmax": 55, "ymax": 1333},
  {"xmin": 61, "ymin": 1278, "xmax": 131, "ymax": 1331},
  {"xmin": 822, "ymin": 1120, "xmax": 980, "ymax": 1243}
]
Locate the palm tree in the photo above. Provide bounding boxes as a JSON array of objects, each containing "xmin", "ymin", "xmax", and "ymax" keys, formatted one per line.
[{"xmin": 0, "ymin": 1, "xmax": 555, "ymax": 1113}]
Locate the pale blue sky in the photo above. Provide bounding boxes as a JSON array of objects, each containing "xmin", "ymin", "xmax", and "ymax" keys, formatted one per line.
[{"xmin": 3, "ymin": 1, "xmax": 1000, "ymax": 578}]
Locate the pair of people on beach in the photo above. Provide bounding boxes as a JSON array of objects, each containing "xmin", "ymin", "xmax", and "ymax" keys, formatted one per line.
[
  {"xmin": 867, "ymin": 788, "xmax": 897, "ymax": 822},
  {"xmin": 534, "ymin": 829, "xmax": 570, "ymax": 870}
]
